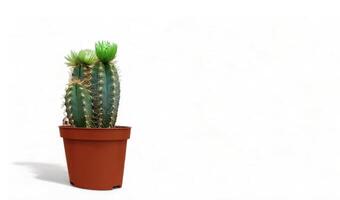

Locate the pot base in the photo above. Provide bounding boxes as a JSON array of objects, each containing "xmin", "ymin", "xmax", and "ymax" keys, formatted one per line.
[{"xmin": 70, "ymin": 180, "xmax": 122, "ymax": 190}]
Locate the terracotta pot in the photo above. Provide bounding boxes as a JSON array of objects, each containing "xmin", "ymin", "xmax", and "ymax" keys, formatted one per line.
[{"xmin": 59, "ymin": 126, "xmax": 131, "ymax": 190}]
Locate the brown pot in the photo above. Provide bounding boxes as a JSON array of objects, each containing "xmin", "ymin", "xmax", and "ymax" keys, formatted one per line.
[{"xmin": 59, "ymin": 126, "xmax": 131, "ymax": 190}]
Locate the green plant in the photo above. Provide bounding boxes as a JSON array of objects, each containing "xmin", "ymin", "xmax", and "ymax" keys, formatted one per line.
[{"xmin": 64, "ymin": 41, "xmax": 120, "ymax": 128}]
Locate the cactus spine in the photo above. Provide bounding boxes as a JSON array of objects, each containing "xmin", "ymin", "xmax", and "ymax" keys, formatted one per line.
[{"xmin": 64, "ymin": 41, "xmax": 120, "ymax": 128}]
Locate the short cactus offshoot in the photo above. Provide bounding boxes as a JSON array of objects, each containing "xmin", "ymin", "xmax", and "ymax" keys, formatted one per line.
[{"xmin": 64, "ymin": 41, "xmax": 120, "ymax": 128}]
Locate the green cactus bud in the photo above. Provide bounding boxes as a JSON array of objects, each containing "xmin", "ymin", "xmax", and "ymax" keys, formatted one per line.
[
  {"xmin": 65, "ymin": 51, "xmax": 79, "ymax": 67},
  {"xmin": 95, "ymin": 41, "xmax": 117, "ymax": 63},
  {"xmin": 78, "ymin": 49, "xmax": 97, "ymax": 65}
]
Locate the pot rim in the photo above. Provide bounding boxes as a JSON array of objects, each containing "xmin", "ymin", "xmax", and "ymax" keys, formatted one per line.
[
  {"xmin": 59, "ymin": 125, "xmax": 131, "ymax": 130},
  {"xmin": 59, "ymin": 125, "xmax": 131, "ymax": 141}
]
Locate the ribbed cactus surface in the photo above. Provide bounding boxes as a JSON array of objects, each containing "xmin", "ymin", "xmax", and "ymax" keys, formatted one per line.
[{"xmin": 64, "ymin": 41, "xmax": 120, "ymax": 128}]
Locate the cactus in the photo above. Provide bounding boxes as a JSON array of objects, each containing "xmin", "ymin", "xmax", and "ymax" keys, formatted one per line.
[{"xmin": 64, "ymin": 41, "xmax": 121, "ymax": 128}]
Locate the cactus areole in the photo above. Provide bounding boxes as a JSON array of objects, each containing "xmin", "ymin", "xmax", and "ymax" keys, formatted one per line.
[{"xmin": 59, "ymin": 41, "xmax": 131, "ymax": 190}]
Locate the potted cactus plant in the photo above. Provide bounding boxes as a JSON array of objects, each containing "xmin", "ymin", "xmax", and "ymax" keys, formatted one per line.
[{"xmin": 59, "ymin": 41, "xmax": 131, "ymax": 190}]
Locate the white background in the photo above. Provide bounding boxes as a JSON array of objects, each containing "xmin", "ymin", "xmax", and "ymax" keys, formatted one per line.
[{"xmin": 2, "ymin": 0, "xmax": 340, "ymax": 199}]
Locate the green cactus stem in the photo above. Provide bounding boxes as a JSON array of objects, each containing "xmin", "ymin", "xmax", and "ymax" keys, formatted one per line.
[
  {"xmin": 90, "ymin": 63, "xmax": 120, "ymax": 127},
  {"xmin": 90, "ymin": 41, "xmax": 120, "ymax": 127},
  {"xmin": 90, "ymin": 62, "xmax": 105, "ymax": 127},
  {"xmin": 110, "ymin": 63, "xmax": 120, "ymax": 127},
  {"xmin": 64, "ymin": 80, "xmax": 92, "ymax": 127},
  {"xmin": 101, "ymin": 63, "xmax": 116, "ymax": 127},
  {"xmin": 71, "ymin": 65, "xmax": 84, "ymax": 79}
]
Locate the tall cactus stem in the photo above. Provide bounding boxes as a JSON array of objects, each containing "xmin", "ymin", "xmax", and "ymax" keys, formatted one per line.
[
  {"xmin": 90, "ymin": 63, "xmax": 105, "ymax": 127},
  {"xmin": 109, "ymin": 63, "xmax": 120, "ymax": 127}
]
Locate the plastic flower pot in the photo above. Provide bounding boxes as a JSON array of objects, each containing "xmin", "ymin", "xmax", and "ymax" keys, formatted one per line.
[{"xmin": 59, "ymin": 126, "xmax": 131, "ymax": 190}]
